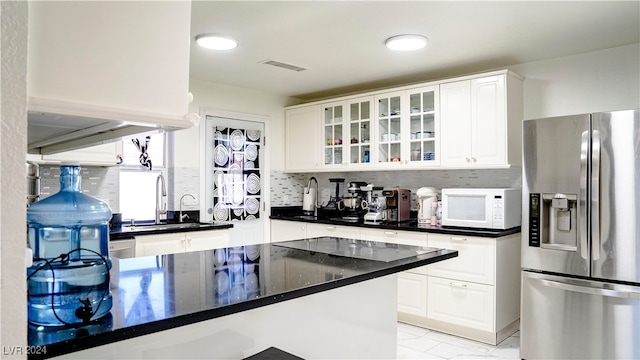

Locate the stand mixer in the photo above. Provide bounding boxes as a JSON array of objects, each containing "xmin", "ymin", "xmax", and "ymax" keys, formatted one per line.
[
  {"xmin": 362, "ymin": 185, "xmax": 387, "ymax": 224},
  {"xmin": 339, "ymin": 181, "xmax": 368, "ymax": 222}
]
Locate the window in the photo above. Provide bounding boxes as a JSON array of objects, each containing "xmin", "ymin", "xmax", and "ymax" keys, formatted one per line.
[{"xmin": 119, "ymin": 132, "xmax": 166, "ymax": 222}]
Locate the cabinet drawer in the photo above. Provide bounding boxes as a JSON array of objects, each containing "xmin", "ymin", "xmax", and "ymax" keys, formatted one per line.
[
  {"xmin": 360, "ymin": 229, "xmax": 428, "ymax": 274},
  {"xmin": 427, "ymin": 234, "xmax": 495, "ymax": 285},
  {"xmin": 359, "ymin": 228, "xmax": 427, "ymax": 247},
  {"xmin": 306, "ymin": 223, "xmax": 360, "ymax": 240},
  {"xmin": 398, "ymin": 272, "xmax": 427, "ymax": 317},
  {"xmin": 427, "ymin": 276, "xmax": 495, "ymax": 332}
]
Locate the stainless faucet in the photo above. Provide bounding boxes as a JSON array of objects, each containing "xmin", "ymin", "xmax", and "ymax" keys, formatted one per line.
[
  {"xmin": 305, "ymin": 176, "xmax": 319, "ymax": 217},
  {"xmin": 155, "ymin": 173, "xmax": 167, "ymax": 224},
  {"xmin": 179, "ymin": 193, "xmax": 196, "ymax": 223}
]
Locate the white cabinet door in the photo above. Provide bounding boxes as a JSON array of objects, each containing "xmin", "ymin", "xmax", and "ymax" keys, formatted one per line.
[
  {"xmin": 187, "ymin": 230, "xmax": 230, "ymax": 253},
  {"xmin": 440, "ymin": 80, "xmax": 472, "ymax": 166},
  {"xmin": 306, "ymin": 223, "xmax": 360, "ymax": 240},
  {"xmin": 321, "ymin": 101, "xmax": 347, "ymax": 168},
  {"xmin": 471, "ymin": 76, "xmax": 506, "ymax": 165},
  {"xmin": 440, "ymin": 74, "xmax": 511, "ymax": 167},
  {"xmin": 346, "ymin": 97, "xmax": 373, "ymax": 167},
  {"xmin": 427, "ymin": 276, "xmax": 495, "ymax": 332},
  {"xmin": 135, "ymin": 233, "xmax": 184, "ymax": 257},
  {"xmin": 374, "ymin": 91, "xmax": 405, "ymax": 167},
  {"xmin": 270, "ymin": 220, "xmax": 308, "ymax": 242},
  {"xmin": 405, "ymin": 85, "xmax": 440, "ymax": 167},
  {"xmin": 398, "ymin": 272, "xmax": 428, "ymax": 317},
  {"xmin": 285, "ymin": 106, "xmax": 321, "ymax": 171},
  {"xmin": 427, "ymin": 234, "xmax": 495, "ymax": 285},
  {"xmin": 42, "ymin": 142, "xmax": 123, "ymax": 166}
]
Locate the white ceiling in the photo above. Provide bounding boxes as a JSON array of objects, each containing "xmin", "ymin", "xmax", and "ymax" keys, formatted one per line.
[{"xmin": 189, "ymin": 1, "xmax": 640, "ymax": 100}]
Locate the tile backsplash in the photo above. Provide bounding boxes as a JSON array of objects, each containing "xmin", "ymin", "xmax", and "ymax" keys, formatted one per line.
[
  {"xmin": 270, "ymin": 168, "xmax": 522, "ymax": 209},
  {"xmin": 39, "ymin": 165, "xmax": 120, "ymax": 212},
  {"xmin": 36, "ymin": 165, "xmax": 521, "ymax": 217}
]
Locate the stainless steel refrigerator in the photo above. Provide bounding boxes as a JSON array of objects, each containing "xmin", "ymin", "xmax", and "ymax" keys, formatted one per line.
[{"xmin": 521, "ymin": 109, "xmax": 640, "ymax": 359}]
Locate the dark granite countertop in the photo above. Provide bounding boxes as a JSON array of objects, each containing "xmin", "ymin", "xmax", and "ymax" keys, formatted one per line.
[
  {"xmin": 270, "ymin": 209, "xmax": 520, "ymax": 238},
  {"xmin": 28, "ymin": 237, "xmax": 457, "ymax": 359},
  {"xmin": 109, "ymin": 222, "xmax": 233, "ymax": 240}
]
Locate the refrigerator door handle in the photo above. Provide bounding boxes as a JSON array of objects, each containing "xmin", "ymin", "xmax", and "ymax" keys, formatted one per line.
[
  {"xmin": 591, "ymin": 129, "xmax": 601, "ymax": 261},
  {"xmin": 537, "ymin": 277, "xmax": 640, "ymax": 299},
  {"xmin": 579, "ymin": 130, "xmax": 589, "ymax": 260}
]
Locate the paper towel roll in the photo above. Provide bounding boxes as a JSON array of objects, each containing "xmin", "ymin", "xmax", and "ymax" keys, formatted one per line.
[{"xmin": 302, "ymin": 188, "xmax": 316, "ymax": 213}]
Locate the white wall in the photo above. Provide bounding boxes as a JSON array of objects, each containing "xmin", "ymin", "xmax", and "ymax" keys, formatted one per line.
[
  {"xmin": 1, "ymin": 1, "xmax": 28, "ymax": 357},
  {"xmin": 510, "ymin": 44, "xmax": 639, "ymax": 119},
  {"xmin": 177, "ymin": 78, "xmax": 300, "ymax": 171}
]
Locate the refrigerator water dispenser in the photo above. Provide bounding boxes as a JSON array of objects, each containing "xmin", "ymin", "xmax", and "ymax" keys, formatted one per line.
[{"xmin": 529, "ymin": 193, "xmax": 578, "ymax": 251}]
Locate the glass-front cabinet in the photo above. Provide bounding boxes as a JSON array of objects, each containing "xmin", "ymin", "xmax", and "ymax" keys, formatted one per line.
[
  {"xmin": 407, "ymin": 86, "xmax": 439, "ymax": 166},
  {"xmin": 322, "ymin": 101, "xmax": 345, "ymax": 167},
  {"xmin": 346, "ymin": 97, "xmax": 373, "ymax": 166},
  {"xmin": 373, "ymin": 86, "xmax": 439, "ymax": 168},
  {"xmin": 375, "ymin": 92, "xmax": 404, "ymax": 165}
]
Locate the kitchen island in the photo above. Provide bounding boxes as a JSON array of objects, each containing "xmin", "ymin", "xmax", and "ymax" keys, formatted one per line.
[{"xmin": 28, "ymin": 237, "xmax": 457, "ymax": 359}]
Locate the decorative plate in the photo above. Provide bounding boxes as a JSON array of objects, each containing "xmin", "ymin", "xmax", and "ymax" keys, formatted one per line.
[
  {"xmin": 230, "ymin": 130, "xmax": 244, "ymax": 150},
  {"xmin": 245, "ymin": 143, "xmax": 258, "ymax": 161},
  {"xmin": 245, "ymin": 197, "xmax": 259, "ymax": 215},
  {"xmin": 214, "ymin": 202, "xmax": 228, "ymax": 221},
  {"xmin": 244, "ymin": 161, "xmax": 255, "ymax": 170},
  {"xmin": 247, "ymin": 173, "xmax": 260, "ymax": 194},
  {"xmin": 247, "ymin": 130, "xmax": 261, "ymax": 141},
  {"xmin": 215, "ymin": 144, "xmax": 228, "ymax": 166}
]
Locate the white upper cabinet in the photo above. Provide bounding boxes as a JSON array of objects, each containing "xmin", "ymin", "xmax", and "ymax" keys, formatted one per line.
[
  {"xmin": 440, "ymin": 73, "xmax": 523, "ymax": 167},
  {"xmin": 285, "ymin": 105, "xmax": 321, "ymax": 171},
  {"xmin": 284, "ymin": 70, "xmax": 522, "ymax": 172},
  {"xmin": 27, "ymin": 1, "xmax": 195, "ymax": 153}
]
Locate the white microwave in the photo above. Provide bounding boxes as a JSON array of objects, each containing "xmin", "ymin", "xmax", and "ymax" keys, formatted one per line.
[{"xmin": 441, "ymin": 188, "xmax": 521, "ymax": 229}]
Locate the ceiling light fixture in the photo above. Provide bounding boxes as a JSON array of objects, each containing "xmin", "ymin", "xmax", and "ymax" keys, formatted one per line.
[
  {"xmin": 195, "ymin": 34, "xmax": 238, "ymax": 50},
  {"xmin": 385, "ymin": 34, "xmax": 428, "ymax": 51}
]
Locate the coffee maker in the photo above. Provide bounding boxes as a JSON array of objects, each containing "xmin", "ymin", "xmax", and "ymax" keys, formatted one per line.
[
  {"xmin": 322, "ymin": 178, "xmax": 345, "ymax": 217},
  {"xmin": 382, "ymin": 188, "xmax": 411, "ymax": 223},
  {"xmin": 363, "ymin": 185, "xmax": 387, "ymax": 224}
]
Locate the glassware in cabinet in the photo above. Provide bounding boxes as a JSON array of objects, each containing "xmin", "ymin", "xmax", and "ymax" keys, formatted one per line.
[
  {"xmin": 323, "ymin": 103, "xmax": 345, "ymax": 166},
  {"xmin": 376, "ymin": 93, "xmax": 403, "ymax": 164},
  {"xmin": 347, "ymin": 97, "xmax": 373, "ymax": 165},
  {"xmin": 407, "ymin": 86, "xmax": 439, "ymax": 165}
]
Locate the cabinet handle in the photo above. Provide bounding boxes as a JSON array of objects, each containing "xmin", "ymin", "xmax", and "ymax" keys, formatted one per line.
[
  {"xmin": 187, "ymin": 236, "xmax": 192, "ymax": 243},
  {"xmin": 450, "ymin": 237, "xmax": 467, "ymax": 242},
  {"xmin": 471, "ymin": 157, "xmax": 477, "ymax": 163},
  {"xmin": 449, "ymin": 282, "xmax": 468, "ymax": 288},
  {"xmin": 384, "ymin": 231, "xmax": 398, "ymax": 236},
  {"xmin": 465, "ymin": 157, "xmax": 471, "ymax": 163},
  {"xmin": 326, "ymin": 226, "xmax": 337, "ymax": 231}
]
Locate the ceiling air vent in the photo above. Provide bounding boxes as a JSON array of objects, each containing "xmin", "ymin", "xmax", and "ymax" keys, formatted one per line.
[{"xmin": 259, "ymin": 59, "xmax": 308, "ymax": 72}]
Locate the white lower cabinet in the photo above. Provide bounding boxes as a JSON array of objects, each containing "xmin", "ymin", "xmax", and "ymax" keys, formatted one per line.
[
  {"xmin": 397, "ymin": 272, "xmax": 428, "ymax": 317},
  {"xmin": 268, "ymin": 219, "xmax": 520, "ymax": 345},
  {"xmin": 270, "ymin": 220, "xmax": 308, "ymax": 242},
  {"xmin": 134, "ymin": 229, "xmax": 230, "ymax": 257},
  {"xmin": 419, "ymin": 232, "xmax": 521, "ymax": 345},
  {"xmin": 426, "ymin": 276, "xmax": 494, "ymax": 332}
]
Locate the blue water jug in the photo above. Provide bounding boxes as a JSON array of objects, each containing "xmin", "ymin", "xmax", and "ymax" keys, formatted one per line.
[{"xmin": 27, "ymin": 163, "xmax": 112, "ymax": 326}]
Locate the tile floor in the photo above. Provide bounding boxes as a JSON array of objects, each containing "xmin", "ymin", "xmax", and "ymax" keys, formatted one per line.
[{"xmin": 397, "ymin": 322, "xmax": 521, "ymax": 359}]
